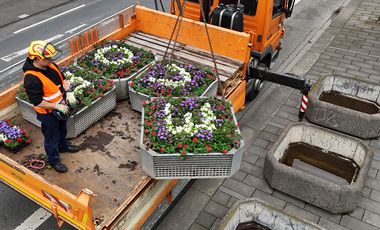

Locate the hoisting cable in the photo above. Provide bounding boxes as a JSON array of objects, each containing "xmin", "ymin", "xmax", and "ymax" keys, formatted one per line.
[{"xmin": 199, "ymin": 0, "xmax": 224, "ymax": 98}]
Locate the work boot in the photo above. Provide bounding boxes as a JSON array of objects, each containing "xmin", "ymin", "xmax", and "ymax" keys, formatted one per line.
[
  {"xmin": 51, "ymin": 162, "xmax": 68, "ymax": 173},
  {"xmin": 59, "ymin": 145, "xmax": 80, "ymax": 153}
]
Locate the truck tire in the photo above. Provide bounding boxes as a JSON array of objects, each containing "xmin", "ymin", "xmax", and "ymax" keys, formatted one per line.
[{"xmin": 246, "ymin": 61, "xmax": 266, "ymax": 101}]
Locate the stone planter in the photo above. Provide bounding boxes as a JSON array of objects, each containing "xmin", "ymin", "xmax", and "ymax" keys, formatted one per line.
[
  {"xmin": 218, "ymin": 198, "xmax": 325, "ymax": 230},
  {"xmin": 139, "ymin": 102, "xmax": 244, "ymax": 179},
  {"xmin": 306, "ymin": 75, "xmax": 380, "ymax": 138},
  {"xmin": 16, "ymin": 87, "xmax": 116, "ymax": 138},
  {"xmin": 129, "ymin": 79, "xmax": 218, "ymax": 113},
  {"xmin": 264, "ymin": 123, "xmax": 373, "ymax": 214},
  {"xmin": 111, "ymin": 60, "xmax": 155, "ymax": 100}
]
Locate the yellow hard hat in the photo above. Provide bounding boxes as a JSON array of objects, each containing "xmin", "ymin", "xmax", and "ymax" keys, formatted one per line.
[{"xmin": 28, "ymin": 40, "xmax": 61, "ymax": 61}]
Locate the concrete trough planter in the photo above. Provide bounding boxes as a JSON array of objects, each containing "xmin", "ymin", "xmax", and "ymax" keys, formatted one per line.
[
  {"xmin": 129, "ymin": 79, "xmax": 218, "ymax": 112},
  {"xmin": 16, "ymin": 87, "xmax": 117, "ymax": 138},
  {"xmin": 306, "ymin": 75, "xmax": 380, "ymax": 138},
  {"xmin": 218, "ymin": 198, "xmax": 325, "ymax": 230},
  {"xmin": 264, "ymin": 123, "xmax": 373, "ymax": 214},
  {"xmin": 139, "ymin": 100, "xmax": 244, "ymax": 179}
]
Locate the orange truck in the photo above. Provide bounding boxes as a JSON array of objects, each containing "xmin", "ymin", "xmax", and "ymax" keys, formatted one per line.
[{"xmin": 0, "ymin": 1, "xmax": 303, "ymax": 229}]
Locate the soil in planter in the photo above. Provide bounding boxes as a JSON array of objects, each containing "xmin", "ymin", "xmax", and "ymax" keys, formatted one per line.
[
  {"xmin": 319, "ymin": 90, "xmax": 380, "ymax": 114},
  {"xmin": 280, "ymin": 142, "xmax": 360, "ymax": 186},
  {"xmin": 237, "ymin": 221, "xmax": 272, "ymax": 230}
]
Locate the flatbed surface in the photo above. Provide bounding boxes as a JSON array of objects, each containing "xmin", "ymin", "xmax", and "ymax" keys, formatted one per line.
[{"xmin": 4, "ymin": 101, "xmax": 146, "ymax": 226}]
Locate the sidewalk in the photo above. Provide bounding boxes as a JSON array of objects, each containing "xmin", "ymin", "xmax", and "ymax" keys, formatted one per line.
[
  {"xmin": 156, "ymin": 0, "xmax": 380, "ymax": 229},
  {"xmin": 0, "ymin": 0, "xmax": 74, "ymax": 28}
]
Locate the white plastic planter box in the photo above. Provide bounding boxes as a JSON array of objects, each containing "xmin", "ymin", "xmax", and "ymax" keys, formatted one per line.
[{"xmin": 16, "ymin": 87, "xmax": 116, "ymax": 138}]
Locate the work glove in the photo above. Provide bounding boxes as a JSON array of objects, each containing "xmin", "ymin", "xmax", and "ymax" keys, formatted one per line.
[
  {"xmin": 55, "ymin": 103, "xmax": 69, "ymax": 115},
  {"xmin": 66, "ymin": 92, "xmax": 78, "ymax": 106}
]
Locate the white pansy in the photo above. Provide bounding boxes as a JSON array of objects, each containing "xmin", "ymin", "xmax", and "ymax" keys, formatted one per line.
[
  {"xmin": 164, "ymin": 102, "xmax": 217, "ymax": 136},
  {"xmin": 94, "ymin": 45, "xmax": 133, "ymax": 66},
  {"xmin": 148, "ymin": 63, "xmax": 192, "ymax": 88}
]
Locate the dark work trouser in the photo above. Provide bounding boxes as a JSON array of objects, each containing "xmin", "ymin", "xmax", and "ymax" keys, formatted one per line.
[{"xmin": 37, "ymin": 112, "xmax": 69, "ymax": 164}]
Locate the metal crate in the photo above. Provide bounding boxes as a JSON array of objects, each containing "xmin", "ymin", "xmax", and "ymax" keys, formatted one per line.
[
  {"xmin": 139, "ymin": 102, "xmax": 244, "ymax": 179},
  {"xmin": 16, "ymin": 87, "xmax": 117, "ymax": 138},
  {"xmin": 130, "ymin": 79, "xmax": 219, "ymax": 112},
  {"xmin": 111, "ymin": 60, "xmax": 155, "ymax": 100}
]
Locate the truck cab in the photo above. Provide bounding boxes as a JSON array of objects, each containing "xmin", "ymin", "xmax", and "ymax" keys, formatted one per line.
[{"xmin": 170, "ymin": 0, "xmax": 294, "ymax": 99}]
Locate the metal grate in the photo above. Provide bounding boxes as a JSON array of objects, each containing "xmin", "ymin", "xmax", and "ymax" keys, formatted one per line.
[
  {"xmin": 16, "ymin": 87, "xmax": 116, "ymax": 138},
  {"xmin": 154, "ymin": 155, "xmax": 233, "ymax": 178}
]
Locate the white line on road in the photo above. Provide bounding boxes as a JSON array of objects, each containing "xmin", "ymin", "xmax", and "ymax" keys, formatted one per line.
[
  {"xmin": 13, "ymin": 4, "xmax": 86, "ymax": 34},
  {"xmin": 0, "ymin": 34, "xmax": 65, "ymax": 62},
  {"xmin": 15, "ymin": 208, "xmax": 52, "ymax": 230},
  {"xmin": 18, "ymin": 14, "xmax": 29, "ymax": 19},
  {"xmin": 65, "ymin": 23, "xmax": 87, "ymax": 34}
]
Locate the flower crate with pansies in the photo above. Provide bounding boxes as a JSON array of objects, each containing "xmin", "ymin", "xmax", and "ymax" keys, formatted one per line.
[
  {"xmin": 129, "ymin": 61, "xmax": 218, "ymax": 112},
  {"xmin": 0, "ymin": 119, "xmax": 32, "ymax": 153},
  {"xmin": 76, "ymin": 40, "xmax": 155, "ymax": 99},
  {"xmin": 16, "ymin": 66, "xmax": 117, "ymax": 138},
  {"xmin": 140, "ymin": 97, "xmax": 244, "ymax": 179}
]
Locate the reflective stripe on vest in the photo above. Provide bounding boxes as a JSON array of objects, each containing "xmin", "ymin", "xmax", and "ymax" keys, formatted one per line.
[{"xmin": 24, "ymin": 63, "xmax": 64, "ymax": 114}]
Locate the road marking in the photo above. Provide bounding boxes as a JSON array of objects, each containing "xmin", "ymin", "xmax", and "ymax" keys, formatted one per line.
[
  {"xmin": 65, "ymin": 23, "xmax": 87, "ymax": 34},
  {"xmin": 13, "ymin": 4, "xmax": 86, "ymax": 34},
  {"xmin": 14, "ymin": 208, "xmax": 52, "ymax": 230},
  {"xmin": 0, "ymin": 34, "xmax": 64, "ymax": 62},
  {"xmin": 18, "ymin": 14, "xmax": 29, "ymax": 19}
]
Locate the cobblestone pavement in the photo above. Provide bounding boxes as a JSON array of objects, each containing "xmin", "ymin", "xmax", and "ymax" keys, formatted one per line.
[{"xmin": 157, "ymin": 0, "xmax": 380, "ymax": 229}]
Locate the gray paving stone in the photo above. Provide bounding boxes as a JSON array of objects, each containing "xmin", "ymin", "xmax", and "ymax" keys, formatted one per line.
[
  {"xmin": 276, "ymin": 110, "xmax": 290, "ymax": 119},
  {"xmin": 156, "ymin": 188, "xmax": 210, "ymax": 230},
  {"xmin": 253, "ymin": 138, "xmax": 271, "ymax": 149},
  {"xmin": 231, "ymin": 170, "xmax": 247, "ymax": 182},
  {"xmin": 192, "ymin": 179, "xmax": 224, "ymax": 197},
  {"xmin": 349, "ymin": 207, "xmax": 365, "ymax": 220},
  {"xmin": 362, "ymin": 186, "xmax": 372, "ymax": 198},
  {"xmin": 272, "ymin": 190, "xmax": 305, "ymax": 208},
  {"xmin": 255, "ymin": 156, "xmax": 265, "ymax": 168},
  {"xmin": 318, "ymin": 218, "xmax": 350, "ymax": 230},
  {"xmin": 243, "ymin": 174, "xmax": 273, "ymax": 194},
  {"xmin": 189, "ymin": 223, "xmax": 208, "ymax": 230},
  {"xmin": 240, "ymin": 160, "xmax": 264, "ymax": 178},
  {"xmin": 280, "ymin": 104, "xmax": 299, "ymax": 115},
  {"xmin": 365, "ymin": 177, "xmax": 380, "ymax": 191},
  {"xmin": 283, "ymin": 203, "xmax": 320, "ymax": 224},
  {"xmin": 211, "ymin": 190, "xmax": 231, "ymax": 206},
  {"xmin": 347, "ymin": 69, "xmax": 370, "ymax": 78},
  {"xmin": 246, "ymin": 145, "xmax": 268, "ymax": 158},
  {"xmin": 259, "ymin": 131, "xmax": 279, "ymax": 143},
  {"xmin": 358, "ymin": 196, "xmax": 380, "ymax": 215},
  {"xmin": 251, "ymin": 189, "xmax": 286, "ymax": 209},
  {"xmin": 263, "ymin": 124, "xmax": 281, "ymax": 135},
  {"xmin": 204, "ymin": 200, "xmax": 229, "ymax": 219},
  {"xmin": 338, "ymin": 62, "xmax": 360, "ymax": 71},
  {"xmin": 363, "ymin": 210, "xmax": 380, "ymax": 228},
  {"xmin": 195, "ymin": 211, "xmax": 217, "ymax": 229},
  {"xmin": 304, "ymin": 204, "xmax": 342, "ymax": 223},
  {"xmin": 226, "ymin": 197, "xmax": 238, "ymax": 208},
  {"xmin": 242, "ymin": 152, "xmax": 258, "ymax": 165},
  {"xmin": 370, "ymin": 189, "xmax": 380, "ymax": 203},
  {"xmin": 222, "ymin": 178, "xmax": 255, "ymax": 198},
  {"xmin": 368, "ymin": 169, "xmax": 378, "ymax": 179},
  {"xmin": 270, "ymin": 115, "xmax": 294, "ymax": 128},
  {"xmin": 219, "ymin": 186, "xmax": 247, "ymax": 200},
  {"xmin": 340, "ymin": 215, "xmax": 379, "ymax": 230}
]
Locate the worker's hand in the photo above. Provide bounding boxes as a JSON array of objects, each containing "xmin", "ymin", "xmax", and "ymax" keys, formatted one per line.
[
  {"xmin": 66, "ymin": 92, "xmax": 77, "ymax": 106},
  {"xmin": 63, "ymin": 80, "xmax": 70, "ymax": 92},
  {"xmin": 55, "ymin": 103, "xmax": 69, "ymax": 115}
]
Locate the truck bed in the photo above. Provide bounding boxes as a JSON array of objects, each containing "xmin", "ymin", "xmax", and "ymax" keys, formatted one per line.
[
  {"xmin": 125, "ymin": 31, "xmax": 245, "ymax": 95},
  {"xmin": 5, "ymin": 101, "xmax": 146, "ymax": 226}
]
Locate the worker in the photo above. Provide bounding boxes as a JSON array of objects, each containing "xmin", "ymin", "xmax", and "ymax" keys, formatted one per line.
[{"xmin": 23, "ymin": 40, "xmax": 79, "ymax": 173}]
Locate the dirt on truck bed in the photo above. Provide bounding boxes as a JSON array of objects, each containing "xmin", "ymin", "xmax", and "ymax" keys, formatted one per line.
[{"xmin": 3, "ymin": 100, "xmax": 147, "ymax": 225}]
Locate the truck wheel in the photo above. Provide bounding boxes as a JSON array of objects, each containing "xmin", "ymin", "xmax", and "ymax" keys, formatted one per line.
[{"xmin": 246, "ymin": 61, "xmax": 266, "ymax": 101}]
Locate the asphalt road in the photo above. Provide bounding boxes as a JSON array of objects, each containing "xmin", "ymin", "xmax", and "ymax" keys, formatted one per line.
[{"xmin": 0, "ymin": 0, "xmax": 349, "ymax": 229}]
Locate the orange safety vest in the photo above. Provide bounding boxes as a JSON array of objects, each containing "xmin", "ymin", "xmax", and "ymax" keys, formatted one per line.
[{"xmin": 24, "ymin": 63, "xmax": 64, "ymax": 114}]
